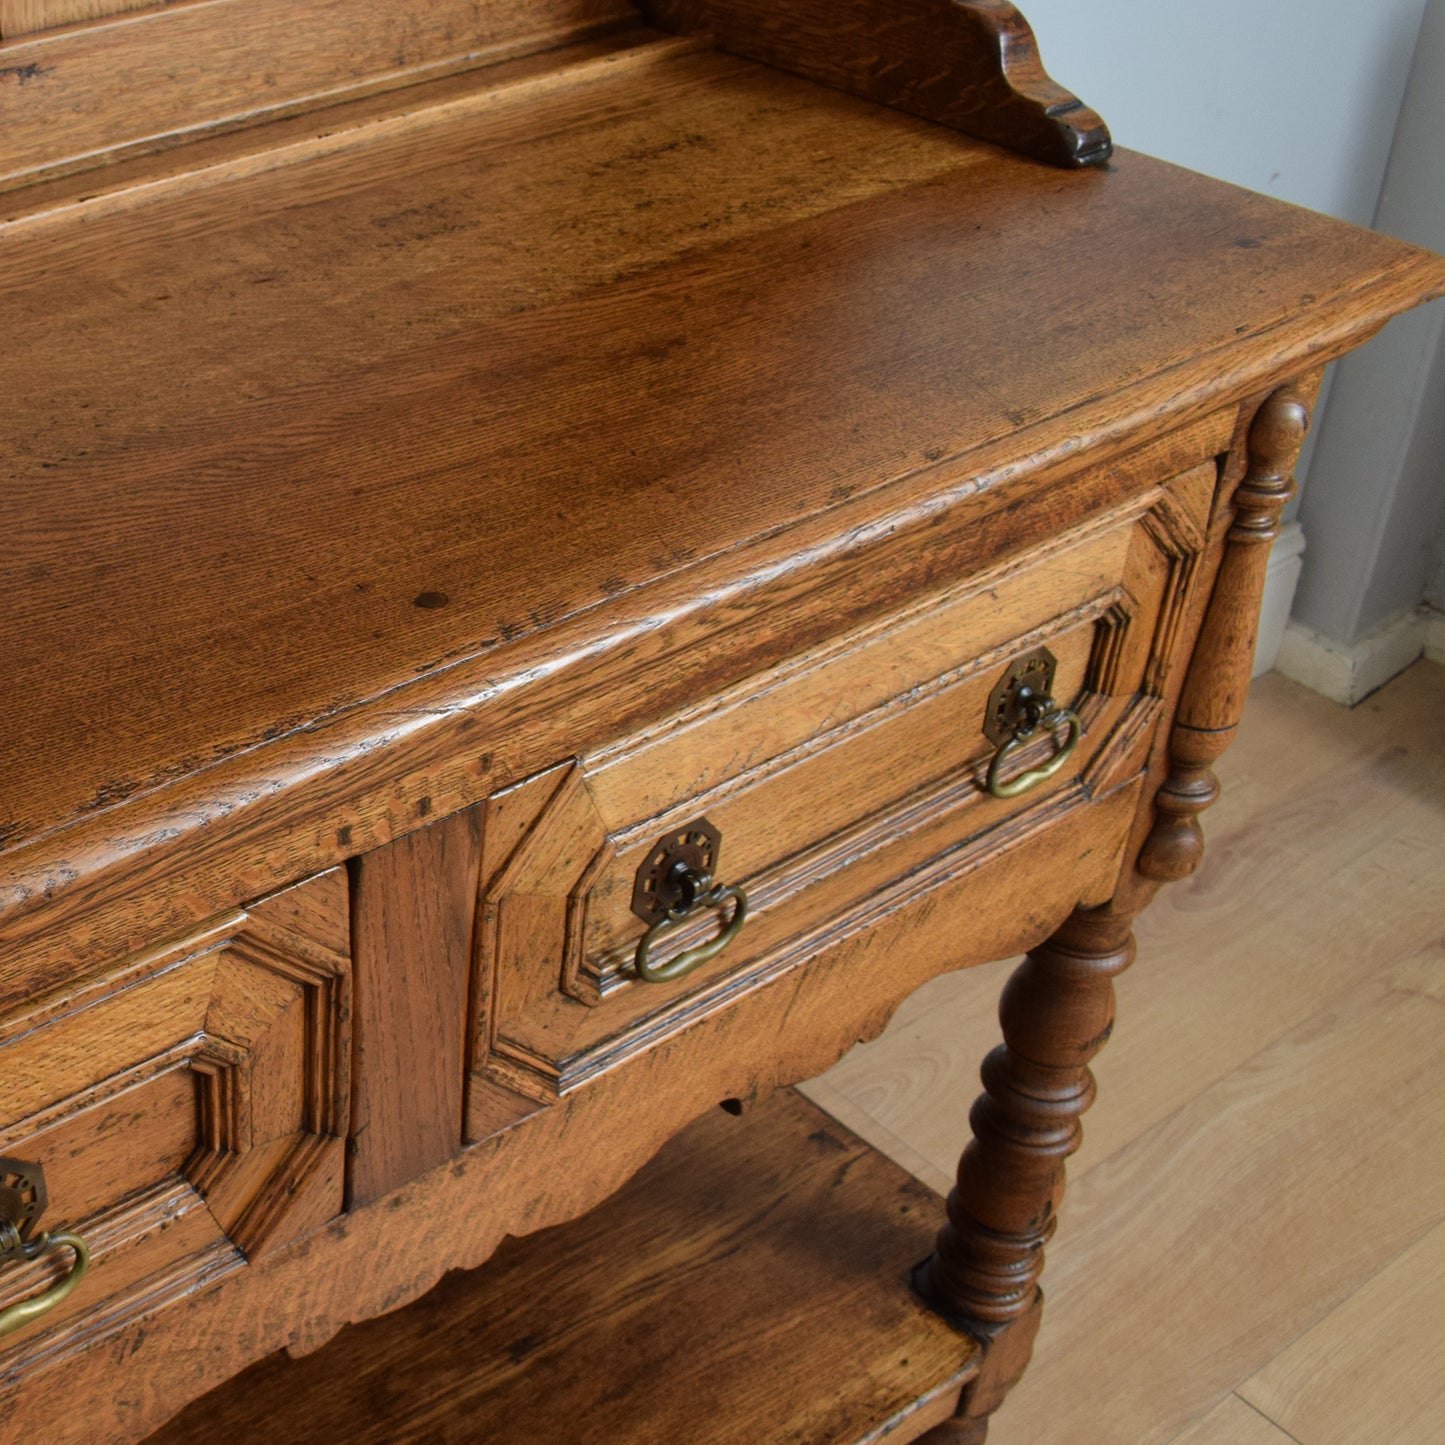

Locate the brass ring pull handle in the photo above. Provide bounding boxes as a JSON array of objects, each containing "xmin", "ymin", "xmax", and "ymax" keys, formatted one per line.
[
  {"xmin": 634, "ymin": 866, "xmax": 749, "ymax": 984},
  {"xmin": 986, "ymin": 692, "xmax": 1082, "ymax": 799},
  {"xmin": 0, "ymin": 1228, "xmax": 91, "ymax": 1337}
]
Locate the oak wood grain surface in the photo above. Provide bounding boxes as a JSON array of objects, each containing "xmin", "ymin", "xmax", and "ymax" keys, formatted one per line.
[
  {"xmin": 2, "ymin": 34, "xmax": 1442, "ymax": 996},
  {"xmin": 148, "ymin": 1088, "xmax": 981, "ymax": 1445},
  {"xmin": 809, "ymin": 662, "xmax": 1445, "ymax": 1198},
  {"xmin": 2, "ymin": 14, "xmax": 1444, "ymax": 1441},
  {"xmin": 0, "ymin": 0, "xmax": 634, "ymax": 187},
  {"xmin": 0, "ymin": 27, "xmax": 678, "ymax": 224},
  {"xmin": 806, "ymin": 662, "xmax": 1445, "ymax": 1444},
  {"xmin": 1168, "ymin": 1397, "xmax": 1297, "ymax": 1445},
  {"xmin": 0, "ymin": 0, "xmax": 153, "ymax": 38},
  {"xmin": 347, "ymin": 805, "xmax": 482, "ymax": 1206},
  {"xmin": 0, "ymin": 868, "xmax": 351, "ymax": 1388},
  {"xmin": 466, "ymin": 471, "xmax": 1195, "ymax": 1104},
  {"xmin": 639, "ymin": 0, "xmax": 1113, "ymax": 165},
  {"xmin": 0, "ymin": 778, "xmax": 1141, "ymax": 1443},
  {"xmin": 1236, "ymin": 1218, "xmax": 1445, "ymax": 1445},
  {"xmin": 1014, "ymin": 940, "xmax": 1445, "ymax": 1442}
]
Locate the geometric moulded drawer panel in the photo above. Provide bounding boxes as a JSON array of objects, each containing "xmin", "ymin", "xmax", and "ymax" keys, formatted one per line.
[
  {"xmin": 466, "ymin": 462, "xmax": 1219, "ymax": 1116},
  {"xmin": 0, "ymin": 869, "xmax": 350, "ymax": 1379}
]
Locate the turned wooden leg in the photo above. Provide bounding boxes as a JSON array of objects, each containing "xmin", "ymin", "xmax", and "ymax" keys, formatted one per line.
[
  {"xmin": 914, "ymin": 384, "xmax": 1313, "ymax": 1440},
  {"xmin": 913, "ymin": 904, "xmax": 1136, "ymax": 1439},
  {"xmin": 1139, "ymin": 383, "xmax": 1310, "ymax": 883}
]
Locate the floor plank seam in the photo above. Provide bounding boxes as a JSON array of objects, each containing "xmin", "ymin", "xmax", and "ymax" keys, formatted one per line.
[
  {"xmin": 806, "ymin": 664, "xmax": 1445, "ymax": 1445},
  {"xmin": 1235, "ymin": 1391, "xmax": 1306, "ymax": 1445},
  {"xmin": 1232, "ymin": 1211, "xmax": 1445, "ymax": 1433}
]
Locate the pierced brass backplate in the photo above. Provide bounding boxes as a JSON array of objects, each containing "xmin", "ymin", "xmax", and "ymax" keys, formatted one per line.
[
  {"xmin": 0, "ymin": 1157, "xmax": 47, "ymax": 1246},
  {"xmin": 0, "ymin": 1156, "xmax": 90, "ymax": 1337},
  {"xmin": 983, "ymin": 648, "xmax": 1059, "ymax": 748},
  {"xmin": 630, "ymin": 818, "xmax": 723, "ymax": 926}
]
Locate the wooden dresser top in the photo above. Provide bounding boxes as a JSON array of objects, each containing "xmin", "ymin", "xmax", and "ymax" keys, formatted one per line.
[{"xmin": 2, "ymin": 22, "xmax": 1443, "ymax": 984}]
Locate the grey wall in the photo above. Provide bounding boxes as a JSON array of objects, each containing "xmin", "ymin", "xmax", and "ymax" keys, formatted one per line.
[
  {"xmin": 1291, "ymin": 0, "xmax": 1445, "ymax": 643},
  {"xmin": 1430, "ymin": 537, "xmax": 1445, "ymax": 612},
  {"xmin": 1024, "ymin": 0, "xmax": 1445, "ymax": 651},
  {"xmin": 1021, "ymin": 0, "xmax": 1429, "ymax": 223}
]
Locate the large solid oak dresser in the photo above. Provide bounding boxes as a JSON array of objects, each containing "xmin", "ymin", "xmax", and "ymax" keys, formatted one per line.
[{"xmin": 1, "ymin": 2, "xmax": 1442, "ymax": 1440}]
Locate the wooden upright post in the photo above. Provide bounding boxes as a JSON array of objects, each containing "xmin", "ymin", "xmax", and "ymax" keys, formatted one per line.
[
  {"xmin": 913, "ymin": 905, "xmax": 1136, "ymax": 1440},
  {"xmin": 1139, "ymin": 384, "xmax": 1312, "ymax": 883},
  {"xmin": 915, "ymin": 383, "xmax": 1314, "ymax": 1440}
]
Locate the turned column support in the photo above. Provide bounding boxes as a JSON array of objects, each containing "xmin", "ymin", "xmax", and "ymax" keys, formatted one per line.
[
  {"xmin": 1139, "ymin": 383, "xmax": 1312, "ymax": 882},
  {"xmin": 914, "ymin": 903, "xmax": 1137, "ymax": 1437},
  {"xmin": 915, "ymin": 383, "xmax": 1315, "ymax": 1441}
]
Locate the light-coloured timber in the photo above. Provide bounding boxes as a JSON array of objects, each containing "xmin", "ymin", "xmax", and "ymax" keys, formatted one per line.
[
  {"xmin": 809, "ymin": 661, "xmax": 1445, "ymax": 1445},
  {"xmin": 0, "ymin": 3, "xmax": 1442, "ymax": 1440}
]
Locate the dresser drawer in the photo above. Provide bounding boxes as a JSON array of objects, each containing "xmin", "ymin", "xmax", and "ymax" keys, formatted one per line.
[
  {"xmin": 0, "ymin": 872, "xmax": 350, "ymax": 1374},
  {"xmin": 466, "ymin": 461, "xmax": 1217, "ymax": 1121}
]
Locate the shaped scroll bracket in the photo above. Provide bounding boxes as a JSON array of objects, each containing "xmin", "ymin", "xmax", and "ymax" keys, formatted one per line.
[{"xmin": 638, "ymin": 0, "xmax": 1112, "ymax": 168}]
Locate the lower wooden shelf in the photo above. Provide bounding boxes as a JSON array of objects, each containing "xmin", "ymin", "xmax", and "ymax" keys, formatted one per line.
[{"xmin": 147, "ymin": 1089, "xmax": 979, "ymax": 1444}]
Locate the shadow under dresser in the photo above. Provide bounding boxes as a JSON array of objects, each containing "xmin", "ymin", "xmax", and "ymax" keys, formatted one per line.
[{"xmin": 1, "ymin": 2, "xmax": 1442, "ymax": 1440}]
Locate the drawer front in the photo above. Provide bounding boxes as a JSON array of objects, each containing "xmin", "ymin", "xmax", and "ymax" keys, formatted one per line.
[
  {"xmin": 0, "ymin": 870, "xmax": 350, "ymax": 1374},
  {"xmin": 465, "ymin": 461, "xmax": 1218, "ymax": 1120}
]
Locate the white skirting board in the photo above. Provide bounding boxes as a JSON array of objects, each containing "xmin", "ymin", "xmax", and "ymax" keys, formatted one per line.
[
  {"xmin": 1253, "ymin": 522, "xmax": 1307, "ymax": 679},
  {"xmin": 1426, "ymin": 608, "xmax": 1445, "ymax": 666},
  {"xmin": 1276, "ymin": 606, "xmax": 1437, "ymax": 705}
]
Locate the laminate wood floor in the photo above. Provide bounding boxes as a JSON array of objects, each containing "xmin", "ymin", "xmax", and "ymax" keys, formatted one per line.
[{"xmin": 802, "ymin": 659, "xmax": 1445, "ymax": 1445}]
